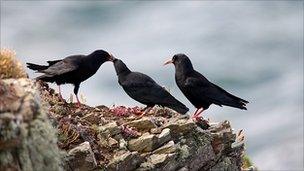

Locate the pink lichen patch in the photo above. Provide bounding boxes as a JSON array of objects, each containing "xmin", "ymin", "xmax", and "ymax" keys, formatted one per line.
[
  {"xmin": 110, "ymin": 106, "xmax": 142, "ymax": 117},
  {"xmin": 130, "ymin": 106, "xmax": 143, "ymax": 115},
  {"xmin": 121, "ymin": 125, "xmax": 140, "ymax": 138}
]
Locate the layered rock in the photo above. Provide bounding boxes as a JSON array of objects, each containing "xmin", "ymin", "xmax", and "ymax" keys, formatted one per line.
[
  {"xmin": 0, "ymin": 79, "xmax": 62, "ymax": 171},
  {"xmin": 65, "ymin": 141, "xmax": 97, "ymax": 171},
  {"xmin": 0, "ymin": 77, "xmax": 254, "ymax": 171},
  {"xmin": 39, "ymin": 79, "xmax": 250, "ymax": 171}
]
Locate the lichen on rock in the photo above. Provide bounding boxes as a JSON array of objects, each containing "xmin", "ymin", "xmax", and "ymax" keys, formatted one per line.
[
  {"xmin": 0, "ymin": 79, "xmax": 62, "ymax": 171},
  {"xmin": 65, "ymin": 141, "xmax": 97, "ymax": 171},
  {"xmin": 0, "ymin": 55, "xmax": 256, "ymax": 170}
]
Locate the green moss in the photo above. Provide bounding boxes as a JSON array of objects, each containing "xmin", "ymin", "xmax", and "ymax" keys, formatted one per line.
[
  {"xmin": 27, "ymin": 117, "xmax": 61, "ymax": 170},
  {"xmin": 58, "ymin": 132, "xmax": 69, "ymax": 143},
  {"xmin": 0, "ymin": 116, "xmax": 20, "ymax": 142},
  {"xmin": 0, "ymin": 151, "xmax": 14, "ymax": 168},
  {"xmin": 1, "ymin": 111, "xmax": 63, "ymax": 171},
  {"xmin": 91, "ymin": 124, "xmax": 99, "ymax": 132},
  {"xmin": 179, "ymin": 145, "xmax": 190, "ymax": 159},
  {"xmin": 189, "ymin": 130, "xmax": 211, "ymax": 148},
  {"xmin": 0, "ymin": 79, "xmax": 64, "ymax": 171},
  {"xmin": 243, "ymin": 155, "xmax": 254, "ymax": 168}
]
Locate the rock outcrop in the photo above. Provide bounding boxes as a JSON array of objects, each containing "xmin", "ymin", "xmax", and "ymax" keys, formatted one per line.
[
  {"xmin": 0, "ymin": 49, "xmax": 254, "ymax": 171},
  {"xmin": 0, "ymin": 78, "xmax": 253, "ymax": 171},
  {"xmin": 0, "ymin": 79, "xmax": 62, "ymax": 171},
  {"xmin": 65, "ymin": 141, "xmax": 97, "ymax": 171},
  {"xmin": 39, "ymin": 78, "xmax": 250, "ymax": 171}
]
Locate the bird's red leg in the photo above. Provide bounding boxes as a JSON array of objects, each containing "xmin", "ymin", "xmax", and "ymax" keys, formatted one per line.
[
  {"xmin": 191, "ymin": 108, "xmax": 199, "ymax": 120},
  {"xmin": 76, "ymin": 95, "xmax": 81, "ymax": 107},
  {"xmin": 192, "ymin": 108, "xmax": 204, "ymax": 121},
  {"xmin": 192, "ymin": 108, "xmax": 200, "ymax": 116},
  {"xmin": 195, "ymin": 108, "xmax": 204, "ymax": 117},
  {"xmin": 192, "ymin": 108, "xmax": 202, "ymax": 119},
  {"xmin": 58, "ymin": 85, "xmax": 63, "ymax": 99},
  {"xmin": 195, "ymin": 108, "xmax": 210, "ymax": 126}
]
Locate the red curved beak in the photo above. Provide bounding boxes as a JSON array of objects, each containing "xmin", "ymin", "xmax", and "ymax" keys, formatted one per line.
[{"xmin": 163, "ymin": 59, "xmax": 173, "ymax": 66}]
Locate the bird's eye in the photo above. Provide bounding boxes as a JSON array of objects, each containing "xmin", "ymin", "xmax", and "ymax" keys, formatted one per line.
[{"xmin": 172, "ymin": 56, "xmax": 176, "ymax": 62}]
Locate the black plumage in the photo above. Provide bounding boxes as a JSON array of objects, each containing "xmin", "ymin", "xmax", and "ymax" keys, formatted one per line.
[
  {"xmin": 112, "ymin": 58, "xmax": 189, "ymax": 114},
  {"xmin": 164, "ymin": 54, "xmax": 248, "ymax": 118},
  {"xmin": 27, "ymin": 50, "xmax": 113, "ymax": 105}
]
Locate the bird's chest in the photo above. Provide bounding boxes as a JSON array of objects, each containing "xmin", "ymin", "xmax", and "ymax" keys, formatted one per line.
[
  {"xmin": 74, "ymin": 66, "xmax": 98, "ymax": 81},
  {"xmin": 175, "ymin": 75, "xmax": 199, "ymax": 102},
  {"xmin": 175, "ymin": 75, "xmax": 189, "ymax": 92},
  {"xmin": 118, "ymin": 76, "xmax": 127, "ymax": 87}
]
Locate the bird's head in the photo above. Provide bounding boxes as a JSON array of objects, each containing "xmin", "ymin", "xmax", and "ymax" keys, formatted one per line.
[
  {"xmin": 90, "ymin": 49, "xmax": 115, "ymax": 62},
  {"xmin": 112, "ymin": 58, "xmax": 131, "ymax": 75},
  {"xmin": 164, "ymin": 53, "xmax": 193, "ymax": 70}
]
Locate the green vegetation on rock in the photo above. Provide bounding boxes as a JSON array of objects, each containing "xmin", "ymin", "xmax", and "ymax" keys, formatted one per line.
[
  {"xmin": 0, "ymin": 48, "xmax": 27, "ymax": 79},
  {"xmin": 0, "ymin": 54, "xmax": 256, "ymax": 171},
  {"xmin": 0, "ymin": 79, "xmax": 63, "ymax": 171}
]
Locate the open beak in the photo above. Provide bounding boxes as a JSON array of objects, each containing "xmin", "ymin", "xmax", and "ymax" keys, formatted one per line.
[{"xmin": 163, "ymin": 59, "xmax": 173, "ymax": 66}]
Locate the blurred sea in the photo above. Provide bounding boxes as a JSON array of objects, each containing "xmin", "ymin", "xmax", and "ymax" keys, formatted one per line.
[{"xmin": 1, "ymin": 1, "xmax": 303, "ymax": 170}]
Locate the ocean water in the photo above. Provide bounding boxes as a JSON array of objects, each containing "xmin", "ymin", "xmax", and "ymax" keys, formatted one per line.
[{"xmin": 1, "ymin": 1, "xmax": 303, "ymax": 170}]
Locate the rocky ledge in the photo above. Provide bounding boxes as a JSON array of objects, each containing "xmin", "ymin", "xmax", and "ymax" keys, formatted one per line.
[{"xmin": 0, "ymin": 78, "xmax": 254, "ymax": 171}]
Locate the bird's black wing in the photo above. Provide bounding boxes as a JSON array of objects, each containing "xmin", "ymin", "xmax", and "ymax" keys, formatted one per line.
[
  {"xmin": 185, "ymin": 73, "xmax": 248, "ymax": 109},
  {"xmin": 211, "ymin": 83, "xmax": 249, "ymax": 104},
  {"xmin": 39, "ymin": 55, "xmax": 84, "ymax": 76},
  {"xmin": 121, "ymin": 72, "xmax": 170, "ymax": 104},
  {"xmin": 184, "ymin": 77, "xmax": 223, "ymax": 105},
  {"xmin": 47, "ymin": 59, "xmax": 62, "ymax": 65},
  {"xmin": 122, "ymin": 72, "xmax": 189, "ymax": 114},
  {"xmin": 27, "ymin": 59, "xmax": 62, "ymax": 71}
]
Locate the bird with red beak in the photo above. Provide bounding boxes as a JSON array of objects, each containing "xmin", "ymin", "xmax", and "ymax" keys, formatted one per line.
[
  {"xmin": 163, "ymin": 59, "xmax": 173, "ymax": 65},
  {"xmin": 164, "ymin": 54, "xmax": 248, "ymax": 121},
  {"xmin": 27, "ymin": 49, "xmax": 115, "ymax": 107}
]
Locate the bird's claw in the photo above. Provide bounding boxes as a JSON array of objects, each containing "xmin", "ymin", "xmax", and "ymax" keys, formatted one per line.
[
  {"xmin": 75, "ymin": 102, "xmax": 82, "ymax": 108},
  {"xmin": 193, "ymin": 116, "xmax": 210, "ymax": 129},
  {"xmin": 75, "ymin": 95, "xmax": 82, "ymax": 107},
  {"xmin": 191, "ymin": 114, "xmax": 209, "ymax": 124},
  {"xmin": 192, "ymin": 115, "xmax": 201, "ymax": 122}
]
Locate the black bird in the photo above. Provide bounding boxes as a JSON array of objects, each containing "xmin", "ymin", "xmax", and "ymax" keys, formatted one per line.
[
  {"xmin": 26, "ymin": 50, "xmax": 113, "ymax": 105},
  {"xmin": 164, "ymin": 54, "xmax": 248, "ymax": 120},
  {"xmin": 112, "ymin": 58, "xmax": 189, "ymax": 115}
]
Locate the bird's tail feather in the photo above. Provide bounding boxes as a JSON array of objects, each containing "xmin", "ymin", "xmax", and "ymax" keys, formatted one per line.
[
  {"xmin": 167, "ymin": 103, "xmax": 189, "ymax": 114},
  {"xmin": 221, "ymin": 91, "xmax": 249, "ymax": 110},
  {"xmin": 36, "ymin": 75, "xmax": 55, "ymax": 83},
  {"xmin": 229, "ymin": 101, "xmax": 247, "ymax": 110},
  {"xmin": 227, "ymin": 93, "xmax": 249, "ymax": 104},
  {"xmin": 26, "ymin": 63, "xmax": 48, "ymax": 71},
  {"xmin": 223, "ymin": 97, "xmax": 248, "ymax": 110}
]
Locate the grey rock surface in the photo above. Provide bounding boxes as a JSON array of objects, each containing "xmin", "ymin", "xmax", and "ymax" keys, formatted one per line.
[
  {"xmin": 65, "ymin": 141, "xmax": 97, "ymax": 171},
  {"xmin": 0, "ymin": 78, "xmax": 62, "ymax": 171}
]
